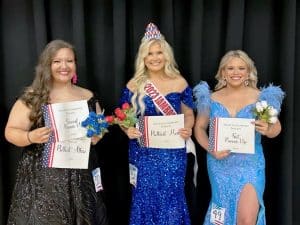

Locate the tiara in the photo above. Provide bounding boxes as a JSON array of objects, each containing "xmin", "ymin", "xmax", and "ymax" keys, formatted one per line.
[{"xmin": 144, "ymin": 23, "xmax": 161, "ymax": 40}]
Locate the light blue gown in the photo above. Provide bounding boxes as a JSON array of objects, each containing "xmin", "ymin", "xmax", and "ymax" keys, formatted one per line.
[
  {"xmin": 193, "ymin": 81, "xmax": 284, "ymax": 225},
  {"xmin": 119, "ymin": 86, "xmax": 194, "ymax": 225}
]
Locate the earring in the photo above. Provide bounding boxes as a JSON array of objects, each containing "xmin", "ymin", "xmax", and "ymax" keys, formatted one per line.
[
  {"xmin": 222, "ymin": 78, "xmax": 227, "ymax": 87},
  {"xmin": 71, "ymin": 74, "xmax": 78, "ymax": 84},
  {"xmin": 244, "ymin": 79, "xmax": 249, "ymax": 86}
]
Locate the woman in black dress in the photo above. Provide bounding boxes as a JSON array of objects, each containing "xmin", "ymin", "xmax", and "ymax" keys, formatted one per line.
[{"xmin": 5, "ymin": 40, "xmax": 108, "ymax": 225}]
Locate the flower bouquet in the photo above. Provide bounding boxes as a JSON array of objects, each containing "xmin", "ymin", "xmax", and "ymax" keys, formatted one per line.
[
  {"xmin": 253, "ymin": 100, "xmax": 278, "ymax": 124},
  {"xmin": 106, "ymin": 102, "xmax": 138, "ymax": 128},
  {"xmin": 81, "ymin": 111, "xmax": 109, "ymax": 138}
]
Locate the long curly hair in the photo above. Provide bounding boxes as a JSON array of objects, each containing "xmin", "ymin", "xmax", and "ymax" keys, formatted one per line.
[
  {"xmin": 130, "ymin": 36, "xmax": 181, "ymax": 115},
  {"xmin": 20, "ymin": 40, "xmax": 76, "ymax": 127},
  {"xmin": 214, "ymin": 50, "xmax": 258, "ymax": 91}
]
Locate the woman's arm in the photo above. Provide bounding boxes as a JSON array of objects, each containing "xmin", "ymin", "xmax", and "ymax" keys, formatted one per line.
[
  {"xmin": 193, "ymin": 114, "xmax": 209, "ymax": 150},
  {"xmin": 194, "ymin": 114, "xmax": 230, "ymax": 159},
  {"xmin": 5, "ymin": 100, "xmax": 51, "ymax": 147},
  {"xmin": 254, "ymin": 119, "xmax": 282, "ymax": 138},
  {"xmin": 179, "ymin": 103, "xmax": 195, "ymax": 140}
]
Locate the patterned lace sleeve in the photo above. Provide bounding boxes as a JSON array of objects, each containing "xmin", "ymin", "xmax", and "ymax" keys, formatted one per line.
[
  {"xmin": 259, "ymin": 84, "xmax": 285, "ymax": 113},
  {"xmin": 193, "ymin": 81, "xmax": 211, "ymax": 116},
  {"xmin": 180, "ymin": 86, "xmax": 195, "ymax": 109},
  {"xmin": 119, "ymin": 87, "xmax": 133, "ymax": 106}
]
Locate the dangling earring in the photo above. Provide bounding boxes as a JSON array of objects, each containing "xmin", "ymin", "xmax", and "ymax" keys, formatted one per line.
[
  {"xmin": 71, "ymin": 74, "xmax": 78, "ymax": 84},
  {"xmin": 222, "ymin": 78, "xmax": 227, "ymax": 87},
  {"xmin": 244, "ymin": 79, "xmax": 249, "ymax": 86}
]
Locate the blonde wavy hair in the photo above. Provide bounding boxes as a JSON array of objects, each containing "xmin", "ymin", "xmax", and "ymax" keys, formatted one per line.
[
  {"xmin": 214, "ymin": 50, "xmax": 258, "ymax": 91},
  {"xmin": 20, "ymin": 40, "xmax": 76, "ymax": 127},
  {"xmin": 130, "ymin": 36, "xmax": 181, "ymax": 115}
]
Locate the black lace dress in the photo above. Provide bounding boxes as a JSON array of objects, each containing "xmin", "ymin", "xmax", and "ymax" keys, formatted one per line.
[{"xmin": 7, "ymin": 97, "xmax": 108, "ymax": 225}]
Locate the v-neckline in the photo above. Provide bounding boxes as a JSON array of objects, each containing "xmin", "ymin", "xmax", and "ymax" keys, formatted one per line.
[{"xmin": 211, "ymin": 100, "xmax": 256, "ymax": 118}]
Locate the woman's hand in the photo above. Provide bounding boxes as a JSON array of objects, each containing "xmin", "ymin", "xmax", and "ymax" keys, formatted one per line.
[
  {"xmin": 91, "ymin": 135, "xmax": 102, "ymax": 145},
  {"xmin": 253, "ymin": 120, "xmax": 270, "ymax": 136},
  {"xmin": 125, "ymin": 127, "xmax": 142, "ymax": 139},
  {"xmin": 209, "ymin": 150, "xmax": 231, "ymax": 160},
  {"xmin": 254, "ymin": 119, "xmax": 282, "ymax": 138},
  {"xmin": 28, "ymin": 127, "xmax": 52, "ymax": 144},
  {"xmin": 179, "ymin": 127, "xmax": 192, "ymax": 140}
]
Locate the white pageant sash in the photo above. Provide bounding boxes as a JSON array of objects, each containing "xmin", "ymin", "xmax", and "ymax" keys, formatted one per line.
[
  {"xmin": 144, "ymin": 81, "xmax": 198, "ymax": 186},
  {"xmin": 208, "ymin": 117, "xmax": 255, "ymax": 154},
  {"xmin": 144, "ymin": 81, "xmax": 177, "ymax": 115}
]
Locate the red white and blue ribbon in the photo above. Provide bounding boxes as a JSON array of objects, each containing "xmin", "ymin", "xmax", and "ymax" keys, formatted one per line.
[{"xmin": 144, "ymin": 81, "xmax": 177, "ymax": 116}]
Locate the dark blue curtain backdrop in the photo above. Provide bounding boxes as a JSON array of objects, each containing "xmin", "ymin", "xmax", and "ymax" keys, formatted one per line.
[{"xmin": 0, "ymin": 1, "xmax": 298, "ymax": 224}]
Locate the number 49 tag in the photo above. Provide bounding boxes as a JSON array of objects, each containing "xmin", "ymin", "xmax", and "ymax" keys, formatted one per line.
[{"xmin": 210, "ymin": 203, "xmax": 225, "ymax": 225}]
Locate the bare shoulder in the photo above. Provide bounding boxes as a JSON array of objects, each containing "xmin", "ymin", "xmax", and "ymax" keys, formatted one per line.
[
  {"xmin": 211, "ymin": 89, "xmax": 222, "ymax": 100},
  {"xmin": 126, "ymin": 79, "xmax": 136, "ymax": 92},
  {"xmin": 12, "ymin": 99, "xmax": 30, "ymax": 111},
  {"xmin": 6, "ymin": 99, "xmax": 31, "ymax": 128},
  {"xmin": 251, "ymin": 88, "xmax": 260, "ymax": 97},
  {"xmin": 245, "ymin": 87, "xmax": 260, "ymax": 100},
  {"xmin": 74, "ymin": 85, "xmax": 94, "ymax": 99},
  {"xmin": 173, "ymin": 75, "xmax": 189, "ymax": 92}
]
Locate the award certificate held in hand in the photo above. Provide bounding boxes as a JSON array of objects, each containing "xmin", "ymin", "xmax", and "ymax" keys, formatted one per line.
[
  {"xmin": 42, "ymin": 100, "xmax": 89, "ymax": 142},
  {"xmin": 42, "ymin": 137, "xmax": 91, "ymax": 169},
  {"xmin": 208, "ymin": 117, "xmax": 255, "ymax": 154},
  {"xmin": 42, "ymin": 100, "xmax": 91, "ymax": 169},
  {"xmin": 137, "ymin": 114, "xmax": 185, "ymax": 149}
]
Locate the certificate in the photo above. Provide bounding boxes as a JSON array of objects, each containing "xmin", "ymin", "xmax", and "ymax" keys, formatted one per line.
[
  {"xmin": 42, "ymin": 100, "xmax": 89, "ymax": 142},
  {"xmin": 208, "ymin": 117, "xmax": 255, "ymax": 154},
  {"xmin": 137, "ymin": 114, "xmax": 185, "ymax": 149},
  {"xmin": 42, "ymin": 137, "xmax": 91, "ymax": 169}
]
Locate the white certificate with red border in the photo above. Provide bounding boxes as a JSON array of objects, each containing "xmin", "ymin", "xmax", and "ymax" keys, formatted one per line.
[
  {"xmin": 137, "ymin": 114, "xmax": 185, "ymax": 149},
  {"xmin": 208, "ymin": 117, "xmax": 255, "ymax": 154}
]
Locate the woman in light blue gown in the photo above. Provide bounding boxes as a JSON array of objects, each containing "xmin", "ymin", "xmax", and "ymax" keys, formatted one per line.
[{"xmin": 193, "ymin": 50, "xmax": 284, "ymax": 225}]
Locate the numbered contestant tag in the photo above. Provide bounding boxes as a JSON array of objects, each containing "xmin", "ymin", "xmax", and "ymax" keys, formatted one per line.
[
  {"xmin": 129, "ymin": 163, "xmax": 138, "ymax": 187},
  {"xmin": 210, "ymin": 203, "xmax": 225, "ymax": 225},
  {"xmin": 92, "ymin": 167, "xmax": 103, "ymax": 192}
]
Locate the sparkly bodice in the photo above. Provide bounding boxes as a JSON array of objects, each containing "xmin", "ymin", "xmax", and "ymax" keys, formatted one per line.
[
  {"xmin": 119, "ymin": 86, "xmax": 194, "ymax": 116},
  {"xmin": 193, "ymin": 81, "xmax": 285, "ymax": 225},
  {"xmin": 120, "ymin": 86, "xmax": 194, "ymax": 225}
]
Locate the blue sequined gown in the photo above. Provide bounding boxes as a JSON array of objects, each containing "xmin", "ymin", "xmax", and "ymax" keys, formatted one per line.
[
  {"xmin": 119, "ymin": 86, "xmax": 194, "ymax": 225},
  {"xmin": 193, "ymin": 82, "xmax": 284, "ymax": 225}
]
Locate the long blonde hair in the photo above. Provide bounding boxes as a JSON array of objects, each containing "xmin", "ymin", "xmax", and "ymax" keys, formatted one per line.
[
  {"xmin": 20, "ymin": 40, "xmax": 76, "ymax": 127},
  {"xmin": 131, "ymin": 36, "xmax": 180, "ymax": 115},
  {"xmin": 214, "ymin": 50, "xmax": 258, "ymax": 90}
]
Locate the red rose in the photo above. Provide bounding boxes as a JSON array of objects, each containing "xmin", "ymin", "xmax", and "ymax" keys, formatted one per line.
[
  {"xmin": 122, "ymin": 102, "xmax": 130, "ymax": 110},
  {"xmin": 105, "ymin": 115, "xmax": 115, "ymax": 123},
  {"xmin": 114, "ymin": 108, "xmax": 121, "ymax": 115},
  {"xmin": 114, "ymin": 108, "xmax": 126, "ymax": 120}
]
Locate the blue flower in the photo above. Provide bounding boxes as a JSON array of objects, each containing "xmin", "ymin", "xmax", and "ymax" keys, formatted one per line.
[{"xmin": 81, "ymin": 111, "xmax": 109, "ymax": 138}]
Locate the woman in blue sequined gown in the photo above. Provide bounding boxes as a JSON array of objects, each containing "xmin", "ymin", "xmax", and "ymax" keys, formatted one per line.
[
  {"xmin": 118, "ymin": 23, "xmax": 194, "ymax": 225},
  {"xmin": 193, "ymin": 50, "xmax": 284, "ymax": 225}
]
